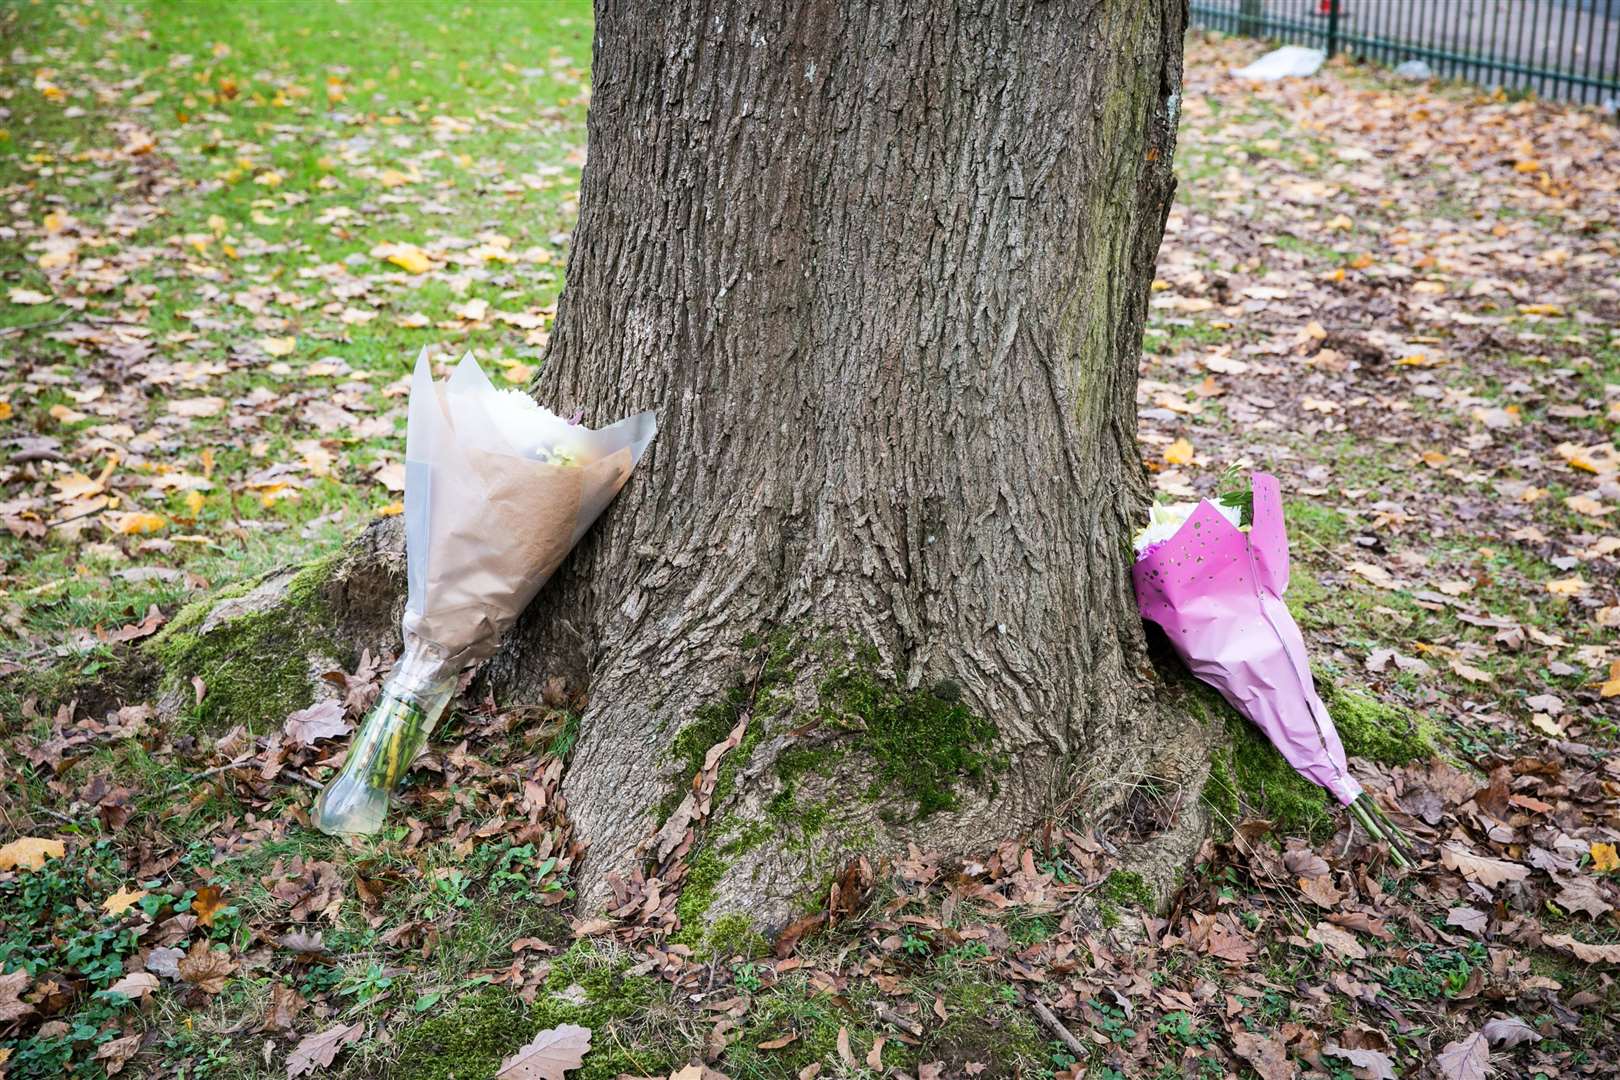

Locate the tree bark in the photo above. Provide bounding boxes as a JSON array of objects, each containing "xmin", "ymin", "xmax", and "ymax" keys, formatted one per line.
[{"xmin": 469, "ymin": 0, "xmax": 1205, "ymax": 932}]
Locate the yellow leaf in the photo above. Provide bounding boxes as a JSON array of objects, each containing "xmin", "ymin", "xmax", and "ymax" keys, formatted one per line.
[
  {"xmin": 501, "ymin": 362, "xmax": 533, "ymax": 384},
  {"xmin": 1420, "ymin": 450, "xmax": 1448, "ymax": 468},
  {"xmin": 102, "ymin": 888, "xmax": 148, "ymax": 916},
  {"xmin": 1546, "ymin": 576, "xmax": 1587, "ymax": 597},
  {"xmin": 1163, "ymin": 438, "xmax": 1194, "ymax": 466},
  {"xmin": 1513, "ymin": 159, "xmax": 1542, "ymax": 174},
  {"xmin": 258, "ymin": 336, "xmax": 296, "ymax": 357},
  {"xmin": 111, "ymin": 512, "xmax": 166, "ymax": 535},
  {"xmin": 379, "ymin": 168, "xmax": 412, "ymax": 187},
  {"xmin": 1517, "ymin": 302, "xmax": 1563, "ymax": 316},
  {"xmin": 1602, "ymin": 661, "xmax": 1620, "ymax": 699},
  {"xmin": 184, "ymin": 490, "xmax": 205, "ymax": 515},
  {"xmin": 0, "ymin": 401, "xmax": 12, "ymax": 421},
  {"xmin": 377, "ymin": 500, "xmax": 404, "ymax": 517},
  {"xmin": 375, "ymin": 242, "xmax": 431, "ymax": 274},
  {"xmin": 1592, "ymin": 843, "xmax": 1619, "ymax": 874},
  {"xmin": 43, "ymin": 211, "xmax": 65, "ymax": 232},
  {"xmin": 0, "ymin": 836, "xmax": 66, "ymax": 872}
]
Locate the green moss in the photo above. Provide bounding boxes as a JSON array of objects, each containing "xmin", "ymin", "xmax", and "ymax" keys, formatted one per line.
[
  {"xmin": 817, "ymin": 666, "xmax": 998, "ymax": 819},
  {"xmin": 146, "ymin": 557, "xmax": 345, "ymax": 733},
  {"xmin": 394, "ymin": 943, "xmax": 678, "ymax": 1080},
  {"xmin": 1323, "ymin": 682, "xmax": 1438, "ymax": 764},
  {"xmin": 921, "ymin": 968, "xmax": 1047, "ymax": 1069},
  {"xmin": 723, "ymin": 974, "xmax": 901, "ymax": 1076},
  {"xmin": 671, "ymin": 846, "xmax": 726, "ymax": 945},
  {"xmin": 1102, "ymin": 870, "xmax": 1154, "ymax": 909},
  {"xmin": 705, "ymin": 913, "xmax": 769, "ymax": 961},
  {"xmin": 1200, "ymin": 677, "xmax": 1438, "ymax": 838}
]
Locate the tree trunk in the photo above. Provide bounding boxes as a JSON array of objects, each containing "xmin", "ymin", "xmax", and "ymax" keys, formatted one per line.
[{"xmin": 473, "ymin": 0, "xmax": 1206, "ymax": 934}]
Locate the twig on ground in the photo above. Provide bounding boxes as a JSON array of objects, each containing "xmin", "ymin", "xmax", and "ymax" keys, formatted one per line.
[
  {"xmin": 1029, "ymin": 999, "xmax": 1086, "ymax": 1057},
  {"xmin": 874, "ymin": 1004, "xmax": 923, "ymax": 1038}
]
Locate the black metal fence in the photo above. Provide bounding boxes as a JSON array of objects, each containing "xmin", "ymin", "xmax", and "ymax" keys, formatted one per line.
[{"xmin": 1189, "ymin": 0, "xmax": 1620, "ymax": 107}]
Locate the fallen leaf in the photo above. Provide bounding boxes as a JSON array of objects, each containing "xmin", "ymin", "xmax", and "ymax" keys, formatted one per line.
[
  {"xmin": 283, "ymin": 700, "xmax": 351, "ymax": 748},
  {"xmin": 1541, "ymin": 933, "xmax": 1620, "ymax": 964},
  {"xmin": 1434, "ymin": 1031, "xmax": 1488, "ymax": 1080},
  {"xmin": 146, "ymin": 946, "xmax": 185, "ymax": 980},
  {"xmin": 167, "ymin": 396, "xmax": 227, "ymax": 418},
  {"xmin": 109, "ymin": 511, "xmax": 166, "ymax": 536},
  {"xmin": 0, "ymin": 836, "xmax": 66, "ymax": 871},
  {"xmin": 177, "ymin": 941, "xmax": 235, "ymax": 993},
  {"xmin": 1445, "ymin": 907, "xmax": 1488, "ymax": 934},
  {"xmin": 1545, "ymin": 576, "xmax": 1587, "ymax": 597},
  {"xmin": 374, "ymin": 242, "xmax": 432, "ymax": 274},
  {"xmin": 0, "ymin": 970, "xmax": 35, "ymax": 1023},
  {"xmin": 1553, "ymin": 875, "xmax": 1613, "ymax": 918},
  {"xmin": 1592, "ymin": 843, "xmax": 1619, "ymax": 874},
  {"xmin": 1323, "ymin": 1043, "xmax": 1395, "ymax": 1080},
  {"xmin": 1441, "ymin": 845, "xmax": 1529, "ymax": 887},
  {"xmin": 286, "ymin": 1021, "xmax": 364, "ymax": 1078},
  {"xmin": 1348, "ymin": 561, "xmax": 1397, "ymax": 589},
  {"xmin": 191, "ymin": 884, "xmax": 228, "ymax": 927},
  {"xmin": 102, "ymin": 887, "xmax": 148, "ymax": 916},
  {"xmin": 1163, "ymin": 438, "xmax": 1194, "ymax": 466},
  {"xmin": 1308, "ymin": 921, "xmax": 1367, "ymax": 960},
  {"xmin": 259, "ymin": 336, "xmax": 297, "ymax": 357},
  {"xmin": 95, "ymin": 1033, "xmax": 142, "ymax": 1076},
  {"xmin": 495, "ymin": 1024, "xmax": 592, "ymax": 1079},
  {"xmin": 8, "ymin": 287, "xmax": 53, "ymax": 305},
  {"xmin": 106, "ymin": 972, "xmax": 159, "ymax": 1000},
  {"xmin": 1231, "ymin": 1030, "xmax": 1292, "ymax": 1080},
  {"xmin": 1480, "ymin": 1016, "xmax": 1540, "ymax": 1049}
]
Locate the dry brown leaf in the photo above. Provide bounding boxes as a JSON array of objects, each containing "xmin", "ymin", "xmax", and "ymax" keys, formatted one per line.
[
  {"xmin": 286, "ymin": 1021, "xmax": 363, "ymax": 1078},
  {"xmin": 1434, "ymin": 1031, "xmax": 1489, "ymax": 1080},
  {"xmin": 0, "ymin": 970, "xmax": 35, "ymax": 1023},
  {"xmin": 1231, "ymin": 1030, "xmax": 1292, "ymax": 1080},
  {"xmin": 177, "ymin": 941, "xmax": 235, "ymax": 993},
  {"xmin": 1440, "ymin": 845, "xmax": 1529, "ymax": 887},
  {"xmin": 495, "ymin": 1024, "xmax": 592, "ymax": 1079},
  {"xmin": 1542, "ymin": 933, "xmax": 1620, "ymax": 965},
  {"xmin": 95, "ymin": 1033, "xmax": 142, "ymax": 1076},
  {"xmin": 283, "ymin": 699, "xmax": 351, "ymax": 748}
]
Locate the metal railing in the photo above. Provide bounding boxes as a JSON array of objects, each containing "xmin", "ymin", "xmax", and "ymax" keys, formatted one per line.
[{"xmin": 1190, "ymin": 0, "xmax": 1620, "ymax": 107}]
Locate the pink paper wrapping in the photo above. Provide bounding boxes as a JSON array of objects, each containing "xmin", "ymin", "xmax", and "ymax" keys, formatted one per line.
[{"xmin": 1132, "ymin": 473, "xmax": 1362, "ymax": 806}]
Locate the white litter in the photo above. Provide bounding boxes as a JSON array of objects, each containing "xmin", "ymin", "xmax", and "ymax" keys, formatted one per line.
[
  {"xmin": 1395, "ymin": 59, "xmax": 1434, "ymax": 80},
  {"xmin": 1230, "ymin": 46, "xmax": 1326, "ymax": 82}
]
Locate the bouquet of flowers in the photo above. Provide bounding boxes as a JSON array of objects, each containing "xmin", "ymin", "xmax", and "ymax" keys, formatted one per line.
[
  {"xmin": 1132, "ymin": 472, "xmax": 1412, "ymax": 866},
  {"xmin": 314, "ymin": 351, "xmax": 656, "ymax": 836}
]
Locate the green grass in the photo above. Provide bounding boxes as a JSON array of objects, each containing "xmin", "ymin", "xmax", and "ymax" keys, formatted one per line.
[{"xmin": 0, "ymin": 0, "xmax": 592, "ymax": 651}]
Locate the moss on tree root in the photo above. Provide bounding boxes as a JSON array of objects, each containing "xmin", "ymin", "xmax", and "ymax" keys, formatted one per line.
[
  {"xmin": 393, "ymin": 941, "xmax": 1050, "ymax": 1080},
  {"xmin": 146, "ymin": 553, "xmax": 348, "ymax": 733},
  {"xmin": 1200, "ymin": 675, "xmax": 1439, "ymax": 837},
  {"xmin": 661, "ymin": 636, "xmax": 1004, "ymax": 948}
]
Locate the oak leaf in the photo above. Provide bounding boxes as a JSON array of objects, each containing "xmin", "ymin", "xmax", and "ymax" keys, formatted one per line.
[
  {"xmin": 1230, "ymin": 1030, "xmax": 1292, "ymax": 1080},
  {"xmin": 283, "ymin": 700, "xmax": 351, "ymax": 748},
  {"xmin": 286, "ymin": 1021, "xmax": 364, "ymax": 1077},
  {"xmin": 494, "ymin": 1023, "xmax": 592, "ymax": 1079},
  {"xmin": 1440, "ymin": 845, "xmax": 1529, "ymax": 887},
  {"xmin": 1434, "ymin": 1031, "xmax": 1488, "ymax": 1080}
]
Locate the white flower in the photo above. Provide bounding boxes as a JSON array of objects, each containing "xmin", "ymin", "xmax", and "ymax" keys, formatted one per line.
[
  {"xmin": 1133, "ymin": 498, "xmax": 1244, "ymax": 555},
  {"xmin": 483, "ymin": 387, "xmax": 580, "ymax": 463}
]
